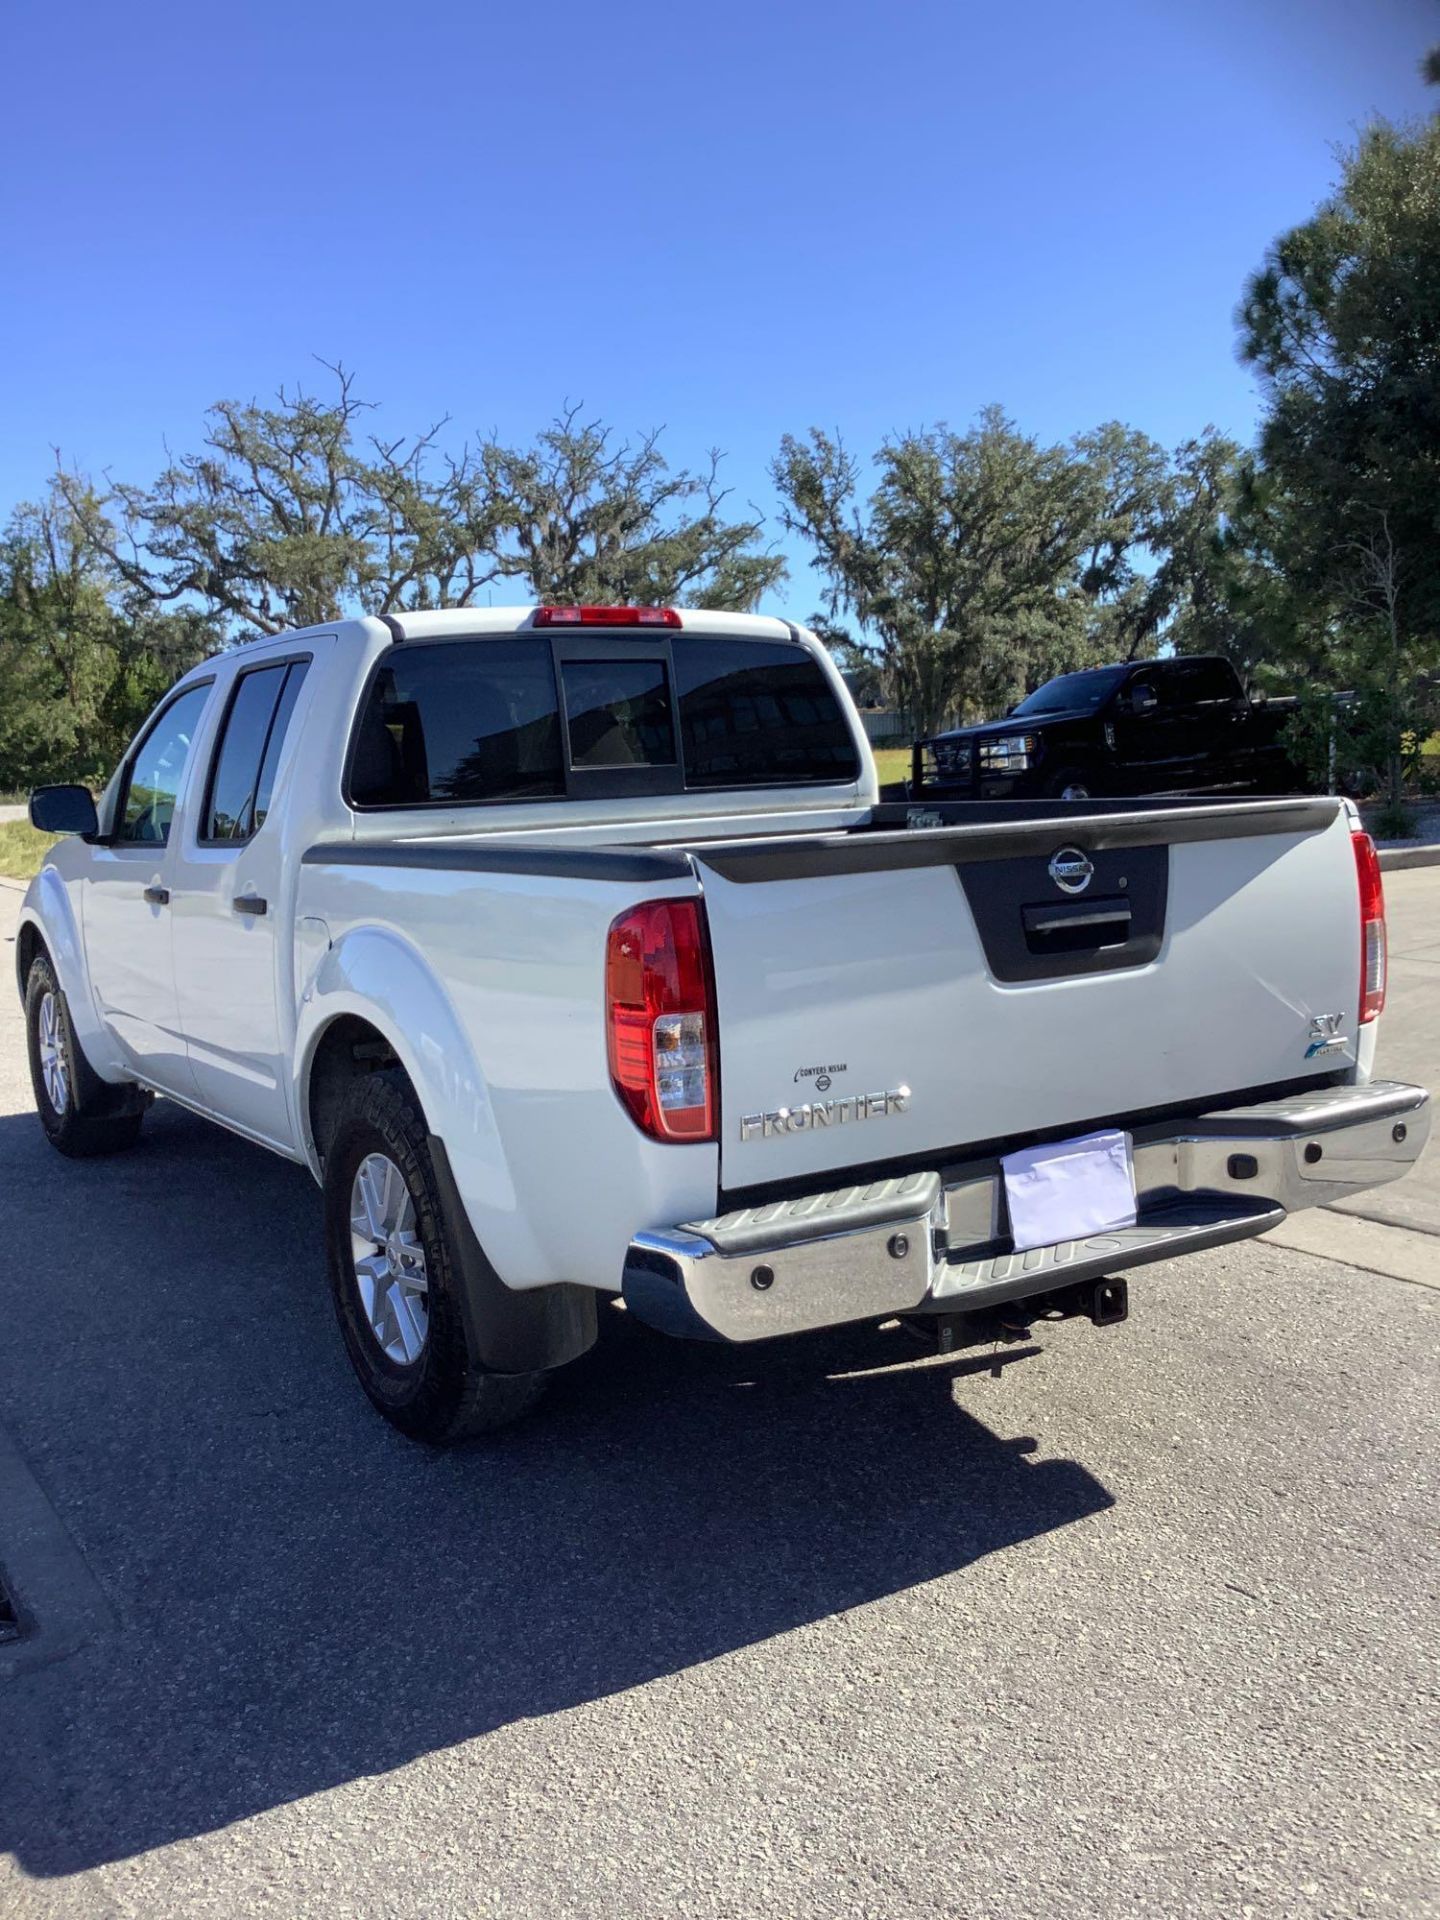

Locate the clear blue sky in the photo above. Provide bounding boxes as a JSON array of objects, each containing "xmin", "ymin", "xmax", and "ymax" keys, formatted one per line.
[{"xmin": 2, "ymin": 0, "xmax": 1433, "ymax": 620}]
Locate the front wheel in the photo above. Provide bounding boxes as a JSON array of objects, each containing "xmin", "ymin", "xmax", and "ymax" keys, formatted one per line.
[
  {"xmin": 25, "ymin": 955, "xmax": 146, "ymax": 1157},
  {"xmin": 323, "ymin": 1071, "xmax": 548, "ymax": 1443},
  {"xmin": 1043, "ymin": 766, "xmax": 1096, "ymax": 801}
]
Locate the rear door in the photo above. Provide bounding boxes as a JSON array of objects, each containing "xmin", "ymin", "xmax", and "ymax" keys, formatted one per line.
[
  {"xmin": 1166, "ymin": 658, "xmax": 1248, "ymax": 788},
  {"xmin": 694, "ymin": 801, "xmax": 1363, "ymax": 1192},
  {"xmin": 170, "ymin": 653, "xmax": 314, "ymax": 1146}
]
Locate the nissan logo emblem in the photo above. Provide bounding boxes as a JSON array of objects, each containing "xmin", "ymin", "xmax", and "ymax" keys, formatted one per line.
[{"xmin": 1048, "ymin": 846, "xmax": 1094, "ymax": 894}]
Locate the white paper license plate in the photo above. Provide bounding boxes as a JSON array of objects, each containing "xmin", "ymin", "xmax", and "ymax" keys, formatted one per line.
[{"xmin": 1000, "ymin": 1129, "xmax": 1138, "ymax": 1254}]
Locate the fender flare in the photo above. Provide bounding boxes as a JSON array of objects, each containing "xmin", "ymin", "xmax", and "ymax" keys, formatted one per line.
[
  {"xmin": 294, "ymin": 925, "xmax": 596, "ymax": 1376},
  {"xmin": 294, "ymin": 924, "xmax": 504, "ymax": 1183},
  {"xmin": 17, "ymin": 873, "xmax": 130, "ymax": 1085},
  {"xmin": 16, "ymin": 871, "xmax": 82, "ymax": 1005}
]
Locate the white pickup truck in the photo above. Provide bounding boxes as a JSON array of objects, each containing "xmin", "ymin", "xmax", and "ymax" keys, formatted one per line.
[{"xmin": 20, "ymin": 607, "xmax": 1431, "ymax": 1442}]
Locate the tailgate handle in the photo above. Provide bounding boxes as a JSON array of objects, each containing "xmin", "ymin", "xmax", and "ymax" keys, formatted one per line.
[{"xmin": 1022, "ymin": 899, "xmax": 1132, "ymax": 938}]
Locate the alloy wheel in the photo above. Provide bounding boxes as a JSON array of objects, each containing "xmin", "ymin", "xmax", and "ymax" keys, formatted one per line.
[
  {"xmin": 349, "ymin": 1152, "xmax": 430, "ymax": 1365},
  {"xmin": 38, "ymin": 991, "xmax": 69, "ymax": 1116}
]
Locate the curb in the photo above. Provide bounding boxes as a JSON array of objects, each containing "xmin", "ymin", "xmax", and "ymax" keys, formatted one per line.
[{"xmin": 1378, "ymin": 843, "xmax": 1440, "ymax": 872}]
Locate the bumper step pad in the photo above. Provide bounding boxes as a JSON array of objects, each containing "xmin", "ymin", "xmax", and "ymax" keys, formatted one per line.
[
  {"xmin": 682, "ymin": 1172, "xmax": 941, "ymax": 1256},
  {"xmin": 932, "ymin": 1199, "xmax": 1283, "ymax": 1309}
]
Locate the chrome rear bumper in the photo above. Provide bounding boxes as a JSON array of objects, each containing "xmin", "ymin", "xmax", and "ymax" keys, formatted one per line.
[{"xmin": 622, "ymin": 1080, "xmax": 1431, "ymax": 1342}]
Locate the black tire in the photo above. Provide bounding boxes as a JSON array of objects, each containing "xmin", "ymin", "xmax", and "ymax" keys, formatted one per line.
[
  {"xmin": 1043, "ymin": 766, "xmax": 1097, "ymax": 801},
  {"xmin": 323, "ymin": 1070, "xmax": 547, "ymax": 1443},
  {"xmin": 25, "ymin": 954, "xmax": 146, "ymax": 1158}
]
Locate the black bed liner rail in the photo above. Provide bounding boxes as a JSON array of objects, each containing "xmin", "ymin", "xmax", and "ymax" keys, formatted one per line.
[
  {"xmin": 302, "ymin": 794, "xmax": 1340, "ymax": 888},
  {"xmin": 679, "ymin": 794, "xmax": 1340, "ymax": 884}
]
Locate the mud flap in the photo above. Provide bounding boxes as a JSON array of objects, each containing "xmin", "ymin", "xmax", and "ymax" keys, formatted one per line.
[{"xmin": 428, "ymin": 1136, "xmax": 598, "ymax": 1374}]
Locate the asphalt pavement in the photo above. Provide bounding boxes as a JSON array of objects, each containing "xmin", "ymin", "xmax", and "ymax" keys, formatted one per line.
[{"xmin": 0, "ymin": 874, "xmax": 1436, "ymax": 1920}]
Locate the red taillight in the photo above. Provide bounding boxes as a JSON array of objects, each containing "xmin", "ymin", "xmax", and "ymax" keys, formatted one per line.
[
  {"xmin": 535, "ymin": 606, "xmax": 682, "ymax": 628},
  {"xmin": 606, "ymin": 899, "xmax": 718, "ymax": 1141},
  {"xmin": 1353, "ymin": 828, "xmax": 1387, "ymax": 1024}
]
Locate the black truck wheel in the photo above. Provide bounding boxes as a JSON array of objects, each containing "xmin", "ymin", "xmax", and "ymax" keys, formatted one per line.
[
  {"xmin": 323, "ymin": 1069, "xmax": 548, "ymax": 1443},
  {"xmin": 1043, "ymin": 766, "xmax": 1097, "ymax": 801},
  {"xmin": 25, "ymin": 954, "xmax": 146, "ymax": 1157}
]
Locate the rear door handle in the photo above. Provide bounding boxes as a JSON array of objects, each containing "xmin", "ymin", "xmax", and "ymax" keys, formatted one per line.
[
  {"xmin": 233, "ymin": 895, "xmax": 268, "ymax": 916},
  {"xmin": 143, "ymin": 885, "xmax": 170, "ymax": 906}
]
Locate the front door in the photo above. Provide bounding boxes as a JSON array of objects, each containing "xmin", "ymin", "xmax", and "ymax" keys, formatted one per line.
[
  {"xmin": 1108, "ymin": 669, "xmax": 1196, "ymax": 793},
  {"xmin": 169, "ymin": 654, "xmax": 313, "ymax": 1147},
  {"xmin": 82, "ymin": 680, "xmax": 216, "ymax": 1096}
]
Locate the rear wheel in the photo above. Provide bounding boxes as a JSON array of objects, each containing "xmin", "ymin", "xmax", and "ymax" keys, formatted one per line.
[
  {"xmin": 323, "ymin": 1070, "xmax": 548, "ymax": 1443},
  {"xmin": 25, "ymin": 955, "xmax": 145, "ymax": 1158}
]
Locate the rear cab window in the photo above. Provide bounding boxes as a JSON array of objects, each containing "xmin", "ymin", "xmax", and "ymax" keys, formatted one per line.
[
  {"xmin": 560, "ymin": 658, "xmax": 677, "ymax": 770},
  {"xmin": 346, "ymin": 631, "xmax": 860, "ymax": 808}
]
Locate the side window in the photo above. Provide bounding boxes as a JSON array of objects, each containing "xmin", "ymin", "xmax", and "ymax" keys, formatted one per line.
[
  {"xmin": 1184, "ymin": 660, "xmax": 1240, "ymax": 705},
  {"xmin": 1154, "ymin": 661, "xmax": 1235, "ymax": 710},
  {"xmin": 1161, "ymin": 665, "xmax": 1195, "ymax": 709},
  {"xmin": 253, "ymin": 662, "xmax": 309, "ymax": 831},
  {"xmin": 206, "ymin": 666, "xmax": 288, "ymax": 841},
  {"xmin": 204, "ymin": 660, "xmax": 310, "ymax": 842},
  {"xmin": 117, "ymin": 684, "xmax": 214, "ymax": 846}
]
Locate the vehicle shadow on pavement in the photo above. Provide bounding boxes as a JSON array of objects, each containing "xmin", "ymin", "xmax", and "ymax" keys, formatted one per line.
[{"xmin": 0, "ymin": 1103, "xmax": 1114, "ymax": 1876}]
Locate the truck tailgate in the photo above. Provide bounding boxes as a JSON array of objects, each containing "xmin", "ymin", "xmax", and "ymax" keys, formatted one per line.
[{"xmin": 691, "ymin": 798, "xmax": 1363, "ymax": 1189}]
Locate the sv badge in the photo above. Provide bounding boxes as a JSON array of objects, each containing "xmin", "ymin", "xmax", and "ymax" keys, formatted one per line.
[{"xmin": 1305, "ymin": 1013, "xmax": 1348, "ymax": 1059}]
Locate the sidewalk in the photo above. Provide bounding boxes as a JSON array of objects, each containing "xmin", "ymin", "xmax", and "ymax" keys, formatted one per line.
[
  {"xmin": 1369, "ymin": 799, "xmax": 1440, "ymax": 871},
  {"xmin": 1264, "ymin": 863, "xmax": 1440, "ymax": 1277}
]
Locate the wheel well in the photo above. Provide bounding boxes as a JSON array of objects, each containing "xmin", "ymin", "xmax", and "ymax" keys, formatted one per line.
[
  {"xmin": 17, "ymin": 922, "xmax": 43, "ymax": 999},
  {"xmin": 307, "ymin": 1016, "xmax": 407, "ymax": 1164}
]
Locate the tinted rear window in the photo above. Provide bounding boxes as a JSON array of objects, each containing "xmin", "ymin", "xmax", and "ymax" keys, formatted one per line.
[
  {"xmin": 674, "ymin": 639, "xmax": 859, "ymax": 788},
  {"xmin": 349, "ymin": 639, "xmax": 565, "ymax": 806},
  {"xmin": 561, "ymin": 658, "xmax": 677, "ymax": 769},
  {"xmin": 347, "ymin": 633, "xmax": 859, "ymax": 806}
]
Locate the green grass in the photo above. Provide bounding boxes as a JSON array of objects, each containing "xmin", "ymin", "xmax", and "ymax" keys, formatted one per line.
[
  {"xmin": 871, "ymin": 744, "xmax": 912, "ymax": 787},
  {"xmin": 0, "ymin": 820, "xmax": 58, "ymax": 880}
]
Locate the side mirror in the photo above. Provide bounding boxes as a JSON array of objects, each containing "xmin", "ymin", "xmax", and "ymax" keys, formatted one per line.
[
  {"xmin": 30, "ymin": 784, "xmax": 99, "ymax": 837},
  {"xmin": 1124, "ymin": 685, "xmax": 1159, "ymax": 715}
]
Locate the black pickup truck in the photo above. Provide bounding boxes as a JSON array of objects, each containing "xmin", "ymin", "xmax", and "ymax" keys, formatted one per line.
[{"xmin": 910, "ymin": 655, "xmax": 1300, "ymax": 802}]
